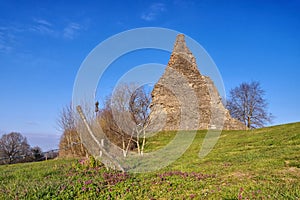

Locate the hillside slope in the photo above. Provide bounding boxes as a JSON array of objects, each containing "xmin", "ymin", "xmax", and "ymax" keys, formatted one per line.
[{"xmin": 0, "ymin": 123, "xmax": 299, "ymax": 199}]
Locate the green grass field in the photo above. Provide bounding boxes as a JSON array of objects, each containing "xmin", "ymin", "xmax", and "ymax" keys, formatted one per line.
[{"xmin": 0, "ymin": 123, "xmax": 299, "ymax": 199}]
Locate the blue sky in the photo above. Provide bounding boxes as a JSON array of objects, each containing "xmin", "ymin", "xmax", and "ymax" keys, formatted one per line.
[{"xmin": 0, "ymin": 0, "xmax": 299, "ymax": 151}]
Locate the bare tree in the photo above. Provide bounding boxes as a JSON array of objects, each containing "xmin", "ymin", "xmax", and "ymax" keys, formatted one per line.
[
  {"xmin": 58, "ymin": 104, "xmax": 88, "ymax": 157},
  {"xmin": 129, "ymin": 86, "xmax": 151, "ymax": 127},
  {"xmin": 0, "ymin": 132, "xmax": 31, "ymax": 164},
  {"xmin": 227, "ymin": 81, "xmax": 273, "ymax": 129},
  {"xmin": 129, "ymin": 85, "xmax": 151, "ymax": 155},
  {"xmin": 99, "ymin": 91, "xmax": 137, "ymax": 157},
  {"xmin": 98, "ymin": 83, "xmax": 152, "ymax": 156},
  {"xmin": 57, "ymin": 104, "xmax": 76, "ymax": 131}
]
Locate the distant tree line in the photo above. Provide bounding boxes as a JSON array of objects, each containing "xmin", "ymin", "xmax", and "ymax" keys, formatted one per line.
[{"xmin": 0, "ymin": 132, "xmax": 58, "ymax": 165}]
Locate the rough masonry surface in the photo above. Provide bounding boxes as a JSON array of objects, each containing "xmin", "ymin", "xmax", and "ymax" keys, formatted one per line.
[{"xmin": 148, "ymin": 34, "xmax": 246, "ymax": 131}]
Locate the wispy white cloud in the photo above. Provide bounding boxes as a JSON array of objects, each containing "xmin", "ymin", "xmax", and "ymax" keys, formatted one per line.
[
  {"xmin": 34, "ymin": 19, "xmax": 52, "ymax": 27},
  {"xmin": 63, "ymin": 22, "xmax": 81, "ymax": 40},
  {"xmin": 29, "ymin": 18, "xmax": 57, "ymax": 36},
  {"xmin": 141, "ymin": 3, "xmax": 166, "ymax": 21},
  {"xmin": 30, "ymin": 18, "xmax": 82, "ymax": 40},
  {"xmin": 0, "ymin": 18, "xmax": 55, "ymax": 54},
  {"xmin": 0, "ymin": 19, "xmax": 84, "ymax": 54}
]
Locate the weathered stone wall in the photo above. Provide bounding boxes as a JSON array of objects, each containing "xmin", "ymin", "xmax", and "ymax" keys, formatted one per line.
[{"xmin": 149, "ymin": 34, "xmax": 246, "ymax": 131}]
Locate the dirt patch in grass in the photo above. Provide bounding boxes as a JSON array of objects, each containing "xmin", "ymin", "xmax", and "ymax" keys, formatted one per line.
[
  {"xmin": 287, "ymin": 167, "xmax": 300, "ymax": 176},
  {"xmin": 230, "ymin": 171, "xmax": 252, "ymax": 179}
]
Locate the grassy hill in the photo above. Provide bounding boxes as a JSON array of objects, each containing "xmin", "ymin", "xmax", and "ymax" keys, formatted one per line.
[{"xmin": 0, "ymin": 122, "xmax": 299, "ymax": 199}]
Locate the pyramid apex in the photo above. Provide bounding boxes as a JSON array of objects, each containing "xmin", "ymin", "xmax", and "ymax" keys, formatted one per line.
[
  {"xmin": 170, "ymin": 34, "xmax": 197, "ymax": 68},
  {"xmin": 173, "ymin": 34, "xmax": 188, "ymax": 53}
]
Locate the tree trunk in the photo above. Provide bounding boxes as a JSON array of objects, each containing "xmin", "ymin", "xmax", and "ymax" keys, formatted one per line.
[
  {"xmin": 136, "ymin": 129, "xmax": 140, "ymax": 155},
  {"xmin": 141, "ymin": 129, "xmax": 146, "ymax": 156},
  {"xmin": 247, "ymin": 116, "xmax": 251, "ymax": 129}
]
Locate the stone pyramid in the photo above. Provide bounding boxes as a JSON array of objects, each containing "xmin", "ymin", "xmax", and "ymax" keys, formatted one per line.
[{"xmin": 148, "ymin": 34, "xmax": 246, "ymax": 131}]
